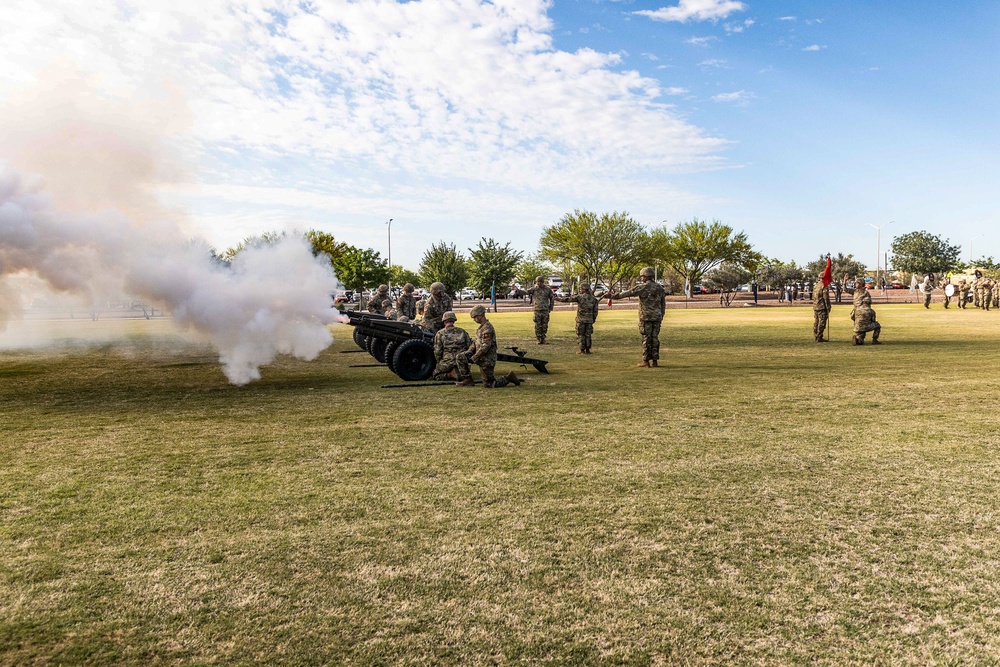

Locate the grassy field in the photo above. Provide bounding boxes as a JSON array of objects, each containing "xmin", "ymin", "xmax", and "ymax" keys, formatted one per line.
[{"xmin": 3, "ymin": 303, "xmax": 1000, "ymax": 665}]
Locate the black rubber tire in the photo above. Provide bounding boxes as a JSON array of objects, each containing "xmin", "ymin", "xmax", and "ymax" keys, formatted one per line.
[
  {"xmin": 370, "ymin": 337, "xmax": 390, "ymax": 363},
  {"xmin": 384, "ymin": 341, "xmax": 399, "ymax": 374},
  {"xmin": 391, "ymin": 339, "xmax": 436, "ymax": 381},
  {"xmin": 353, "ymin": 327, "xmax": 366, "ymax": 350}
]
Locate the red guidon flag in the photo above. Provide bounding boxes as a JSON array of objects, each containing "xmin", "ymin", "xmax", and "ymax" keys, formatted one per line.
[{"xmin": 822, "ymin": 257, "xmax": 833, "ymax": 287}]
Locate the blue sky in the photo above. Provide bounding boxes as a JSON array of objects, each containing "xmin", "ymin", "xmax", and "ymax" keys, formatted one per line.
[{"xmin": 2, "ymin": 0, "xmax": 998, "ymax": 271}]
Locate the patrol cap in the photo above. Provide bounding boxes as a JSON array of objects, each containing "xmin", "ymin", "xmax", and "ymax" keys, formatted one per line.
[
  {"xmin": 442, "ymin": 311, "xmax": 457, "ymax": 322},
  {"xmin": 469, "ymin": 305, "xmax": 487, "ymax": 318}
]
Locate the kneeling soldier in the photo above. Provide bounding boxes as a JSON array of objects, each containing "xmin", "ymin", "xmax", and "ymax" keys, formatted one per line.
[
  {"xmin": 432, "ymin": 311, "xmax": 472, "ymax": 384},
  {"xmin": 465, "ymin": 305, "xmax": 521, "ymax": 388}
]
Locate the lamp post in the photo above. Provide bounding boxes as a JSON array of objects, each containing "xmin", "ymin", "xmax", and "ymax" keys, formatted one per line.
[
  {"xmin": 969, "ymin": 233, "xmax": 985, "ymax": 264},
  {"xmin": 386, "ymin": 218, "xmax": 393, "ymax": 291},
  {"xmin": 867, "ymin": 220, "xmax": 893, "ymax": 287}
]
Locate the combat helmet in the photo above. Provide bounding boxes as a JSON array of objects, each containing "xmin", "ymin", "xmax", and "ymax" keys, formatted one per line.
[
  {"xmin": 469, "ymin": 305, "xmax": 487, "ymax": 318},
  {"xmin": 639, "ymin": 266, "xmax": 655, "ymax": 280},
  {"xmin": 580, "ymin": 282, "xmax": 591, "ymax": 292},
  {"xmin": 377, "ymin": 284, "xmax": 388, "ymax": 293},
  {"xmin": 403, "ymin": 283, "xmax": 414, "ymax": 293},
  {"xmin": 441, "ymin": 311, "xmax": 457, "ymax": 323},
  {"xmin": 535, "ymin": 275, "xmax": 546, "ymax": 285},
  {"xmin": 430, "ymin": 281, "xmax": 446, "ymax": 295}
]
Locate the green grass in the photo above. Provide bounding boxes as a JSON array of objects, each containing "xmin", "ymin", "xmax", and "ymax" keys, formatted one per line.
[{"xmin": 3, "ymin": 305, "xmax": 1000, "ymax": 665}]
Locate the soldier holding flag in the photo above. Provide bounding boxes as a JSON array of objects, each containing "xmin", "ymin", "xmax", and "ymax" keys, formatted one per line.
[{"xmin": 813, "ymin": 256, "xmax": 833, "ymax": 342}]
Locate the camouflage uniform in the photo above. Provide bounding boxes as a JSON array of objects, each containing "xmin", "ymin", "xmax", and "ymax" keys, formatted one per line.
[
  {"xmin": 941, "ymin": 276, "xmax": 951, "ymax": 309},
  {"xmin": 985, "ymin": 280, "xmax": 994, "ymax": 311},
  {"xmin": 974, "ymin": 278, "xmax": 984, "ymax": 309},
  {"xmin": 432, "ymin": 322, "xmax": 472, "ymax": 382},
  {"xmin": 523, "ymin": 278, "xmax": 555, "ymax": 343},
  {"xmin": 466, "ymin": 305, "xmax": 519, "ymax": 388},
  {"xmin": 921, "ymin": 276, "xmax": 934, "ymax": 309},
  {"xmin": 958, "ymin": 279, "xmax": 969, "ymax": 309},
  {"xmin": 367, "ymin": 285, "xmax": 393, "ymax": 314},
  {"xmin": 397, "ymin": 285, "xmax": 418, "ymax": 320},
  {"xmin": 608, "ymin": 270, "xmax": 667, "ymax": 365},
  {"xmin": 850, "ymin": 285, "xmax": 881, "ymax": 344},
  {"xmin": 421, "ymin": 290, "xmax": 454, "ymax": 332},
  {"xmin": 812, "ymin": 280, "xmax": 831, "ymax": 342},
  {"xmin": 555, "ymin": 287, "xmax": 599, "ymax": 353}
]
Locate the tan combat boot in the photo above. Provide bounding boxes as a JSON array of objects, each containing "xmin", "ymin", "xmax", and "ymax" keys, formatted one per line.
[{"xmin": 504, "ymin": 371, "xmax": 521, "ymax": 386}]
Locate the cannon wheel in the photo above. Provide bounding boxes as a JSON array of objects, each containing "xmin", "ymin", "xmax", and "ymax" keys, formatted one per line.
[
  {"xmin": 353, "ymin": 328, "xmax": 367, "ymax": 350},
  {"xmin": 392, "ymin": 339, "xmax": 435, "ymax": 381},
  {"xmin": 384, "ymin": 341, "xmax": 399, "ymax": 374},
  {"xmin": 370, "ymin": 337, "xmax": 390, "ymax": 364}
]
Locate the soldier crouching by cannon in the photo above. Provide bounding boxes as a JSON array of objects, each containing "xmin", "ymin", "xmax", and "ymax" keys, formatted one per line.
[
  {"xmin": 463, "ymin": 305, "xmax": 521, "ymax": 387},
  {"xmin": 432, "ymin": 311, "xmax": 473, "ymax": 384}
]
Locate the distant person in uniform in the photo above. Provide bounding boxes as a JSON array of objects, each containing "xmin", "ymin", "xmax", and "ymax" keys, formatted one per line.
[
  {"xmin": 851, "ymin": 279, "xmax": 881, "ymax": 345},
  {"xmin": 397, "ymin": 283, "xmax": 417, "ymax": 320},
  {"xmin": 421, "ymin": 282, "xmax": 454, "ymax": 332},
  {"xmin": 606, "ymin": 267, "xmax": 667, "ymax": 367},
  {"xmin": 941, "ymin": 275, "xmax": 952, "ymax": 309},
  {"xmin": 522, "ymin": 276, "xmax": 555, "ymax": 344},
  {"xmin": 555, "ymin": 282, "xmax": 600, "ymax": 354},
  {"xmin": 813, "ymin": 278, "xmax": 831, "ymax": 342},
  {"xmin": 368, "ymin": 284, "xmax": 392, "ymax": 314},
  {"xmin": 921, "ymin": 274, "xmax": 935, "ymax": 309},
  {"xmin": 958, "ymin": 278, "xmax": 970, "ymax": 309}
]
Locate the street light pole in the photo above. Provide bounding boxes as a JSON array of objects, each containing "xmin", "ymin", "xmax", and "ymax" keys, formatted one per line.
[
  {"xmin": 867, "ymin": 221, "xmax": 894, "ymax": 287},
  {"xmin": 969, "ymin": 233, "xmax": 985, "ymax": 264},
  {"xmin": 386, "ymin": 218, "xmax": 393, "ymax": 291}
]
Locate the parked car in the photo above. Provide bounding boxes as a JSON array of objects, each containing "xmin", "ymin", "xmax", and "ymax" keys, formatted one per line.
[{"xmin": 455, "ymin": 288, "xmax": 478, "ymax": 300}]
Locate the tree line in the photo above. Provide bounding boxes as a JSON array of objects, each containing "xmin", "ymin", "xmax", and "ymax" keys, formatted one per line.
[{"xmin": 220, "ymin": 215, "xmax": 990, "ymax": 298}]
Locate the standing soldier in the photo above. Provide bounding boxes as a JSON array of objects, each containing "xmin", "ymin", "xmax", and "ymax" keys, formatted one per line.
[
  {"xmin": 920, "ymin": 274, "xmax": 935, "ymax": 309},
  {"xmin": 421, "ymin": 282, "xmax": 454, "ymax": 333},
  {"xmin": 850, "ymin": 279, "xmax": 881, "ymax": 345},
  {"xmin": 522, "ymin": 276, "xmax": 556, "ymax": 344},
  {"xmin": 973, "ymin": 271, "xmax": 985, "ymax": 308},
  {"xmin": 555, "ymin": 282, "xmax": 600, "ymax": 354},
  {"xmin": 958, "ymin": 278, "xmax": 970, "ymax": 309},
  {"xmin": 984, "ymin": 277, "xmax": 993, "ymax": 311},
  {"xmin": 464, "ymin": 305, "xmax": 521, "ymax": 388},
  {"xmin": 367, "ymin": 284, "xmax": 393, "ymax": 314},
  {"xmin": 606, "ymin": 267, "xmax": 667, "ymax": 367},
  {"xmin": 432, "ymin": 311, "xmax": 472, "ymax": 384},
  {"xmin": 941, "ymin": 275, "xmax": 952, "ymax": 309},
  {"xmin": 813, "ymin": 278, "xmax": 831, "ymax": 342},
  {"xmin": 834, "ymin": 281, "xmax": 843, "ymax": 304},
  {"xmin": 397, "ymin": 283, "xmax": 417, "ymax": 320}
]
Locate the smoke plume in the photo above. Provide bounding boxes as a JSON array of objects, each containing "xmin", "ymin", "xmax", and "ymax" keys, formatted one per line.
[{"xmin": 0, "ymin": 165, "xmax": 340, "ymax": 384}]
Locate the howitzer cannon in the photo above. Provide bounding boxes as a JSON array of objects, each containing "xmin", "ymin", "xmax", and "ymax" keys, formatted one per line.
[{"xmin": 343, "ymin": 310, "xmax": 549, "ymax": 381}]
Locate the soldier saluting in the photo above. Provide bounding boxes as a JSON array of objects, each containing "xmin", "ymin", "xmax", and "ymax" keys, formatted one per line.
[{"xmin": 522, "ymin": 276, "xmax": 556, "ymax": 344}]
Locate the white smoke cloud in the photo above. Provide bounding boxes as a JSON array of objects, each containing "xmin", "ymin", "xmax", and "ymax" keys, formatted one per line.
[{"xmin": 0, "ymin": 163, "xmax": 340, "ymax": 385}]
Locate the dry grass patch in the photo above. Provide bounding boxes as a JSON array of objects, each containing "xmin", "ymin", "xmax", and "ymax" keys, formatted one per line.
[{"xmin": 3, "ymin": 305, "xmax": 1000, "ymax": 664}]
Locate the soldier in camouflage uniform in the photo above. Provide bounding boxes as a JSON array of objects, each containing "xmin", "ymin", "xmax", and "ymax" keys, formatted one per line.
[
  {"xmin": 921, "ymin": 274, "xmax": 935, "ymax": 309},
  {"xmin": 397, "ymin": 283, "xmax": 417, "ymax": 320},
  {"xmin": 984, "ymin": 278, "xmax": 993, "ymax": 311},
  {"xmin": 421, "ymin": 282, "xmax": 454, "ymax": 333},
  {"xmin": 973, "ymin": 273, "xmax": 985, "ymax": 309},
  {"xmin": 555, "ymin": 282, "xmax": 599, "ymax": 353},
  {"xmin": 463, "ymin": 305, "xmax": 520, "ymax": 388},
  {"xmin": 958, "ymin": 279, "xmax": 970, "ymax": 309},
  {"xmin": 522, "ymin": 276, "xmax": 556, "ymax": 344},
  {"xmin": 850, "ymin": 279, "xmax": 881, "ymax": 345},
  {"xmin": 432, "ymin": 311, "xmax": 472, "ymax": 384},
  {"xmin": 606, "ymin": 267, "xmax": 667, "ymax": 367},
  {"xmin": 367, "ymin": 284, "xmax": 393, "ymax": 314},
  {"xmin": 941, "ymin": 275, "xmax": 951, "ymax": 309},
  {"xmin": 813, "ymin": 278, "xmax": 831, "ymax": 342}
]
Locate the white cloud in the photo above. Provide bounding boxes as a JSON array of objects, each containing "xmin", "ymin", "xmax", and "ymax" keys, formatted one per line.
[
  {"xmin": 687, "ymin": 36, "xmax": 718, "ymax": 46},
  {"xmin": 712, "ymin": 90, "xmax": 754, "ymax": 105},
  {"xmin": 664, "ymin": 87, "xmax": 689, "ymax": 95},
  {"xmin": 634, "ymin": 0, "xmax": 746, "ymax": 23},
  {"xmin": 725, "ymin": 18, "xmax": 755, "ymax": 33},
  {"xmin": 0, "ymin": 0, "xmax": 731, "ymax": 265},
  {"xmin": 778, "ymin": 16, "xmax": 797, "ymax": 21},
  {"xmin": 803, "ymin": 44, "xmax": 825, "ymax": 51},
  {"xmin": 698, "ymin": 59, "xmax": 729, "ymax": 69}
]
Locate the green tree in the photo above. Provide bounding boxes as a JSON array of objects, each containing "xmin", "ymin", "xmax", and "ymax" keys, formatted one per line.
[
  {"xmin": 704, "ymin": 262, "xmax": 753, "ymax": 306},
  {"xmin": 755, "ymin": 258, "xmax": 800, "ymax": 291},
  {"xmin": 540, "ymin": 210, "xmax": 648, "ymax": 285},
  {"xmin": 515, "ymin": 254, "xmax": 552, "ymax": 288},
  {"xmin": 419, "ymin": 242, "xmax": 468, "ymax": 295},
  {"xmin": 889, "ymin": 231, "xmax": 961, "ymax": 277},
  {"xmin": 389, "ymin": 265, "xmax": 423, "ymax": 288},
  {"xmin": 333, "ymin": 247, "xmax": 389, "ymax": 292},
  {"xmin": 222, "ymin": 231, "xmax": 287, "ymax": 262},
  {"xmin": 805, "ymin": 253, "xmax": 866, "ymax": 285},
  {"xmin": 654, "ymin": 219, "xmax": 758, "ymax": 296},
  {"xmin": 468, "ymin": 238, "xmax": 522, "ymax": 300}
]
